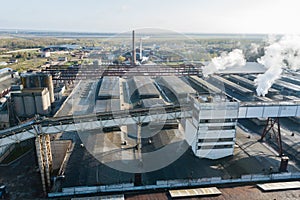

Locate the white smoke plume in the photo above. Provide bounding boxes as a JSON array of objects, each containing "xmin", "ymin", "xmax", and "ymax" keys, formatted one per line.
[
  {"xmin": 255, "ymin": 35, "xmax": 300, "ymax": 96},
  {"xmin": 141, "ymin": 36, "xmax": 150, "ymax": 40},
  {"xmin": 250, "ymin": 43, "xmax": 260, "ymax": 54},
  {"xmin": 203, "ymin": 49, "xmax": 246, "ymax": 77},
  {"xmin": 141, "ymin": 56, "xmax": 149, "ymax": 63}
]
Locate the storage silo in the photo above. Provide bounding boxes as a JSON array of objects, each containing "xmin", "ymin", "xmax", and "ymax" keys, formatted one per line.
[
  {"xmin": 20, "ymin": 73, "xmax": 55, "ymax": 103},
  {"xmin": 20, "ymin": 76, "xmax": 27, "ymax": 88},
  {"xmin": 35, "ymin": 88, "xmax": 51, "ymax": 115},
  {"xmin": 23, "ymin": 94, "xmax": 36, "ymax": 116},
  {"xmin": 44, "ymin": 74, "xmax": 54, "ymax": 103},
  {"xmin": 12, "ymin": 94, "xmax": 25, "ymax": 117},
  {"xmin": 34, "ymin": 94, "xmax": 43, "ymax": 115}
]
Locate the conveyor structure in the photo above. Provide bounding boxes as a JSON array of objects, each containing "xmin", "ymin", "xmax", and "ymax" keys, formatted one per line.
[
  {"xmin": 1, "ymin": 100, "xmax": 300, "ymax": 148},
  {"xmin": 1, "ymin": 96, "xmax": 300, "ymax": 193}
]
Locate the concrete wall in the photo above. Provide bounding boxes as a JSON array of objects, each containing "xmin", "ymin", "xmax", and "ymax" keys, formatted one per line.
[
  {"xmin": 0, "ymin": 144, "xmax": 15, "ymax": 163},
  {"xmin": 48, "ymin": 172, "xmax": 300, "ymax": 197},
  {"xmin": 51, "ymin": 140, "xmax": 72, "ymax": 170},
  {"xmin": 12, "ymin": 88, "xmax": 51, "ymax": 118},
  {"xmin": 0, "ymin": 112, "xmax": 9, "ymax": 129}
]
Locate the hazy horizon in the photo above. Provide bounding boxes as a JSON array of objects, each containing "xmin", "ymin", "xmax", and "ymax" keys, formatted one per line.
[{"xmin": 1, "ymin": 0, "xmax": 300, "ymax": 34}]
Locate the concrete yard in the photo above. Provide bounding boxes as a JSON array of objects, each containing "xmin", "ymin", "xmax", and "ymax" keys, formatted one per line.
[{"xmin": 56, "ymin": 124, "xmax": 300, "ymax": 189}]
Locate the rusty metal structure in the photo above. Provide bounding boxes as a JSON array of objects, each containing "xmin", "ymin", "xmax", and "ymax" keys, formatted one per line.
[
  {"xmin": 42, "ymin": 64, "xmax": 202, "ymax": 80},
  {"xmin": 34, "ymin": 125, "xmax": 53, "ymax": 194},
  {"xmin": 260, "ymin": 117, "xmax": 283, "ymax": 156}
]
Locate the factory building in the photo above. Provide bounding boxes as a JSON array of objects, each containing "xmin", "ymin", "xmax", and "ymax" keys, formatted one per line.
[
  {"xmin": 97, "ymin": 77, "xmax": 120, "ymax": 100},
  {"xmin": 93, "ymin": 77, "xmax": 121, "ymax": 115},
  {"xmin": 41, "ymin": 50, "xmax": 51, "ymax": 58},
  {"xmin": 184, "ymin": 95, "xmax": 238, "ymax": 159},
  {"xmin": 210, "ymin": 75, "xmax": 254, "ymax": 97},
  {"xmin": 131, "ymin": 76, "xmax": 160, "ymax": 100},
  {"xmin": 0, "ymin": 68, "xmax": 19, "ymax": 129},
  {"xmin": 54, "ymin": 85, "xmax": 66, "ymax": 101},
  {"xmin": 247, "ymin": 74, "xmax": 300, "ymax": 97},
  {"xmin": 0, "ymin": 68, "xmax": 16, "ymax": 98},
  {"xmin": 94, "ymin": 99, "xmax": 120, "ymax": 113},
  {"xmin": 188, "ymin": 76, "xmax": 222, "ymax": 94},
  {"xmin": 141, "ymin": 98, "xmax": 166, "ymax": 108},
  {"xmin": 20, "ymin": 72, "xmax": 55, "ymax": 103},
  {"xmin": 11, "ymin": 88, "xmax": 51, "ymax": 118},
  {"xmin": 227, "ymin": 75, "xmax": 279, "ymax": 97},
  {"xmin": 157, "ymin": 76, "xmax": 196, "ymax": 103},
  {"xmin": 0, "ymin": 111, "xmax": 9, "ymax": 130}
]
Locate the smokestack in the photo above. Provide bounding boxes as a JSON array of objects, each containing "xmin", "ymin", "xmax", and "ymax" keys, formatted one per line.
[
  {"xmin": 132, "ymin": 30, "xmax": 136, "ymax": 66},
  {"xmin": 140, "ymin": 38, "xmax": 142, "ymax": 59}
]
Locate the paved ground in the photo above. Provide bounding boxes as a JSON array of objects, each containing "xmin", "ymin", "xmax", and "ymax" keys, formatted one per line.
[
  {"xmin": 125, "ymin": 184, "xmax": 300, "ymax": 200},
  {"xmin": 238, "ymin": 118, "xmax": 300, "ymax": 167},
  {"xmin": 0, "ymin": 148, "xmax": 44, "ymax": 199},
  {"xmin": 0, "ymin": 120, "xmax": 299, "ymax": 199},
  {"xmin": 60, "ymin": 122, "xmax": 300, "ymax": 188},
  {"xmin": 55, "ymin": 80, "xmax": 97, "ymax": 117}
]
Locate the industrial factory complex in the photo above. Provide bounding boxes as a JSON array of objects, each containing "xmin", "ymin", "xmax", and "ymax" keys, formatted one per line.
[{"xmin": 0, "ymin": 31, "xmax": 300, "ymax": 199}]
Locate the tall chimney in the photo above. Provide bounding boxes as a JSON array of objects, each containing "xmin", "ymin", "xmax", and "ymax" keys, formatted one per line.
[
  {"xmin": 140, "ymin": 38, "xmax": 142, "ymax": 59},
  {"xmin": 132, "ymin": 30, "xmax": 136, "ymax": 66}
]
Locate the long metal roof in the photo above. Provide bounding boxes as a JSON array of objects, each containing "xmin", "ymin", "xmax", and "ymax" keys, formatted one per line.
[
  {"xmin": 189, "ymin": 76, "xmax": 222, "ymax": 94},
  {"xmin": 160, "ymin": 76, "xmax": 196, "ymax": 96},
  {"xmin": 228, "ymin": 75, "xmax": 279, "ymax": 95},
  {"xmin": 98, "ymin": 77, "xmax": 120, "ymax": 99},
  {"xmin": 211, "ymin": 75, "xmax": 254, "ymax": 95},
  {"xmin": 133, "ymin": 76, "xmax": 160, "ymax": 99}
]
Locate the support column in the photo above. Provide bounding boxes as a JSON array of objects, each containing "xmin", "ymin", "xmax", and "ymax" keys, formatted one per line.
[
  {"xmin": 260, "ymin": 117, "xmax": 283, "ymax": 156},
  {"xmin": 35, "ymin": 136, "xmax": 47, "ymax": 195},
  {"xmin": 42, "ymin": 134, "xmax": 52, "ymax": 189},
  {"xmin": 35, "ymin": 131, "xmax": 53, "ymax": 194},
  {"xmin": 136, "ymin": 122, "xmax": 142, "ymax": 156},
  {"xmin": 134, "ymin": 122, "xmax": 142, "ymax": 186}
]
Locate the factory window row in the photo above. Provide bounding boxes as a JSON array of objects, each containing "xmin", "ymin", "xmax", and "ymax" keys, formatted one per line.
[
  {"xmin": 198, "ymin": 138, "xmax": 234, "ymax": 143},
  {"xmin": 207, "ymin": 126, "xmax": 236, "ymax": 130},
  {"xmin": 198, "ymin": 144, "xmax": 233, "ymax": 150},
  {"xmin": 102, "ymin": 126, "xmax": 121, "ymax": 132},
  {"xmin": 199, "ymin": 119, "xmax": 236, "ymax": 123}
]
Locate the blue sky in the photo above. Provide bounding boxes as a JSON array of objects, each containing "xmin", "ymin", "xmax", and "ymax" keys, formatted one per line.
[{"xmin": 0, "ymin": 0, "xmax": 300, "ymax": 34}]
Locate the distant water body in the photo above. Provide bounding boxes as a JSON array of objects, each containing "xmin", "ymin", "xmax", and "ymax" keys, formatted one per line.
[{"xmin": 0, "ymin": 29, "xmax": 268, "ymax": 39}]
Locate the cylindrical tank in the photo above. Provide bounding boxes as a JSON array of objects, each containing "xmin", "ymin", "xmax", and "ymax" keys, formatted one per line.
[
  {"xmin": 36, "ymin": 88, "xmax": 51, "ymax": 115},
  {"xmin": 39, "ymin": 88, "xmax": 51, "ymax": 115},
  {"xmin": 21, "ymin": 73, "xmax": 55, "ymax": 103},
  {"xmin": 44, "ymin": 75, "xmax": 54, "ymax": 103},
  {"xmin": 33, "ymin": 76, "xmax": 40, "ymax": 88},
  {"xmin": 35, "ymin": 94, "xmax": 44, "ymax": 115},
  {"xmin": 45, "ymin": 89, "xmax": 51, "ymax": 114},
  {"xmin": 20, "ymin": 76, "xmax": 27, "ymax": 88}
]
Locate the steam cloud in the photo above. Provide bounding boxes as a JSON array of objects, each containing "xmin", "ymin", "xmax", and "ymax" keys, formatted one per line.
[
  {"xmin": 255, "ymin": 35, "xmax": 300, "ymax": 96},
  {"xmin": 250, "ymin": 43, "xmax": 260, "ymax": 54},
  {"xmin": 203, "ymin": 49, "xmax": 246, "ymax": 77}
]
